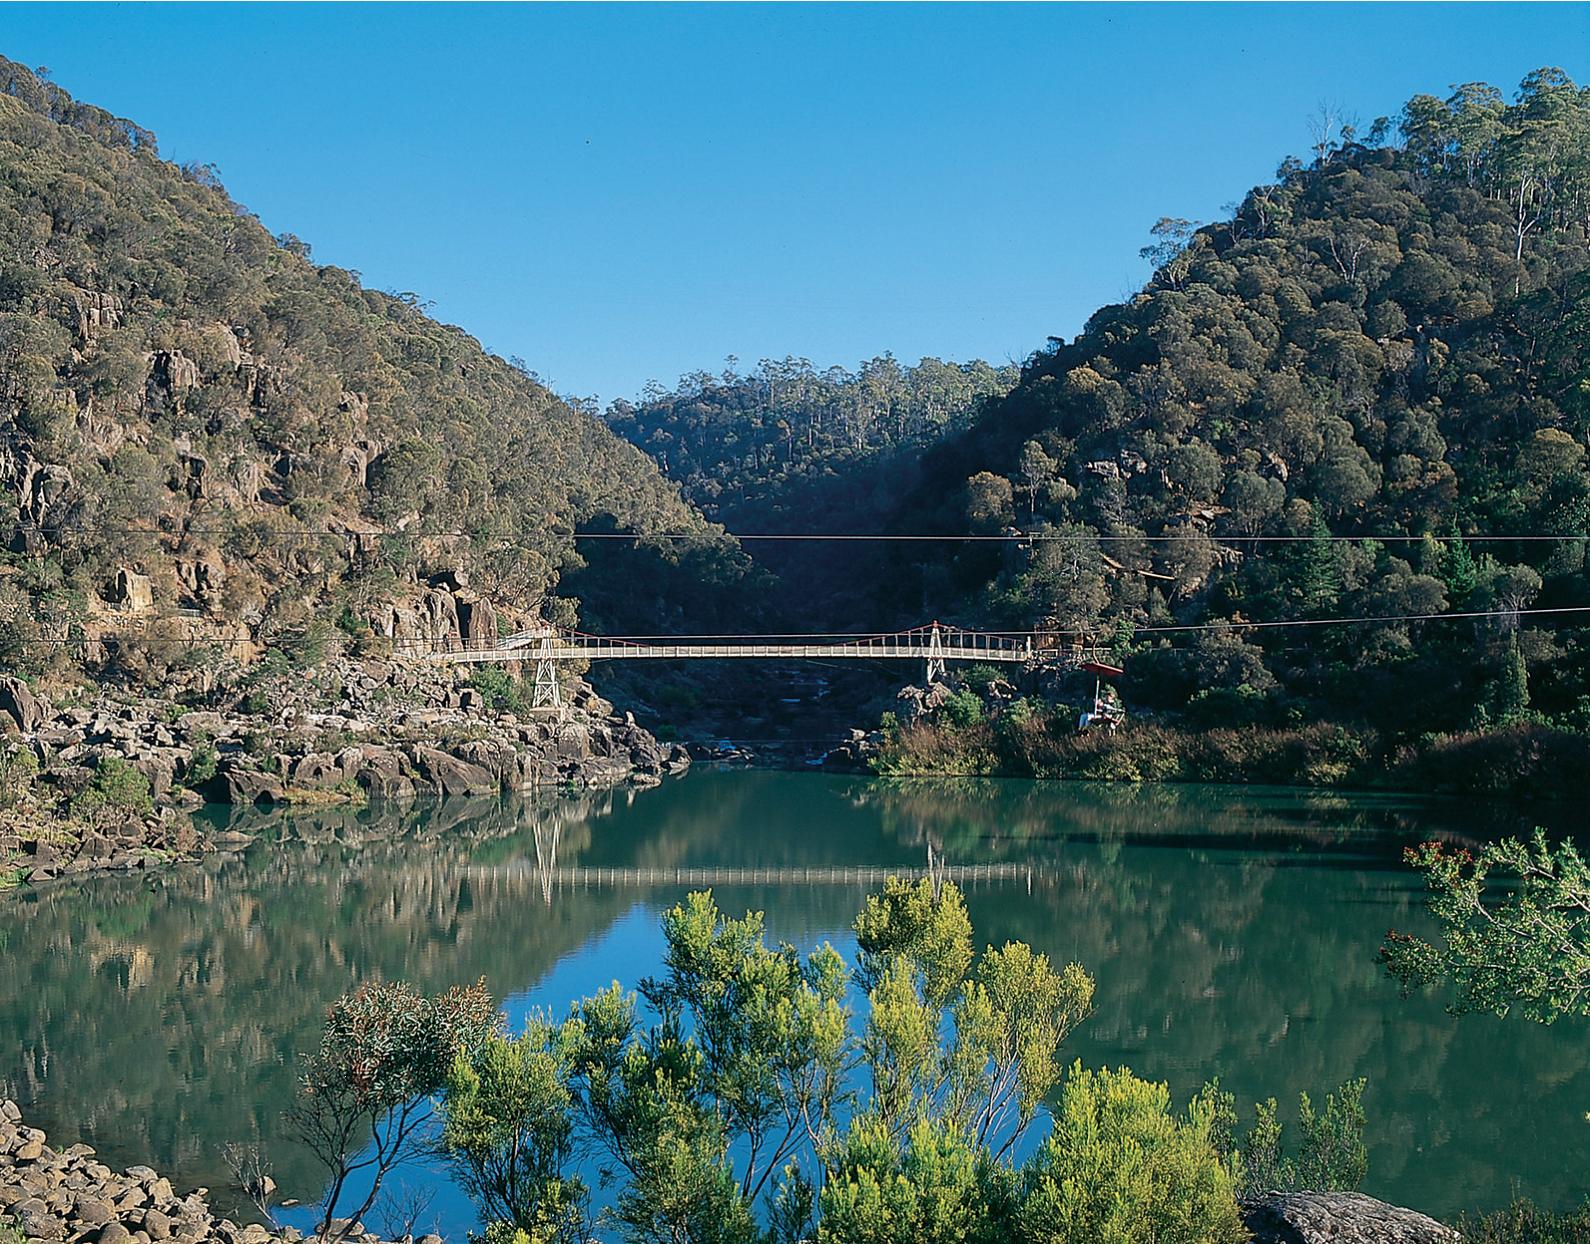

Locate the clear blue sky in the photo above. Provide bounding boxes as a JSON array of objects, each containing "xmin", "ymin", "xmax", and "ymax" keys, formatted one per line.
[{"xmin": 3, "ymin": 3, "xmax": 1583, "ymax": 401}]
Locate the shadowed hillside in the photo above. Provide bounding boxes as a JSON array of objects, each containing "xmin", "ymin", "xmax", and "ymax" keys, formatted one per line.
[{"xmin": 0, "ymin": 57, "xmax": 749, "ymax": 684}]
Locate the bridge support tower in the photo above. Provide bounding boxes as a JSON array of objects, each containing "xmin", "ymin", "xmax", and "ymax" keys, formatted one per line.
[
  {"xmin": 925, "ymin": 622, "xmax": 946, "ymax": 684},
  {"xmin": 531, "ymin": 633, "xmax": 563, "ymax": 711}
]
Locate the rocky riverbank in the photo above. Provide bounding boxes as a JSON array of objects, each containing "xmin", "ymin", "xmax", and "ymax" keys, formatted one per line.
[
  {"xmin": 0, "ymin": 655, "xmax": 687, "ymax": 889},
  {"xmin": 0, "ymin": 1100, "xmax": 409, "ymax": 1244}
]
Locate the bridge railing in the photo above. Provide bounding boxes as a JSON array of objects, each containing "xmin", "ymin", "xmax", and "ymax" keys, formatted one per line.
[{"xmin": 412, "ymin": 622, "xmax": 1117, "ymax": 668}]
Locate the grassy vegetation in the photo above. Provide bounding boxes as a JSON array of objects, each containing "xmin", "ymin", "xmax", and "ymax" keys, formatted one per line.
[{"xmin": 1455, "ymin": 1200, "xmax": 1590, "ymax": 1243}]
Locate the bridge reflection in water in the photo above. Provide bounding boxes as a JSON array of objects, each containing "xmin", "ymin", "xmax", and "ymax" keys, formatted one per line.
[{"xmin": 506, "ymin": 808, "xmax": 1033, "ymax": 904}]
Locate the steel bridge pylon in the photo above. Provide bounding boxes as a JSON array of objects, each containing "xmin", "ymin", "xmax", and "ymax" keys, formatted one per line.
[
  {"xmin": 530, "ymin": 632, "xmax": 563, "ymax": 711},
  {"xmin": 925, "ymin": 622, "xmax": 946, "ymax": 684}
]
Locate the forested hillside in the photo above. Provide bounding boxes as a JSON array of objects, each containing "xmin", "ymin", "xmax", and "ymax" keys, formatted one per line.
[
  {"xmin": 0, "ymin": 57, "xmax": 743, "ymax": 682},
  {"xmin": 605, "ymin": 355, "xmax": 1015, "ymax": 529},
  {"xmin": 601, "ymin": 356, "xmax": 1014, "ymax": 626},
  {"xmin": 868, "ymin": 70, "xmax": 1590, "ymax": 741}
]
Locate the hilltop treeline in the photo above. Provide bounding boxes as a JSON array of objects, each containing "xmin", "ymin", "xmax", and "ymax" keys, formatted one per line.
[{"xmin": 0, "ymin": 57, "xmax": 747, "ymax": 680}]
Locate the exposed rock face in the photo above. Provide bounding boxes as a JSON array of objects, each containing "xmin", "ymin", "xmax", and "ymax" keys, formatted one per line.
[
  {"xmin": 0, "ymin": 677, "xmax": 46, "ymax": 733},
  {"xmin": 175, "ymin": 556, "xmax": 226, "ymax": 608},
  {"xmin": 68, "ymin": 288, "xmax": 124, "ymax": 341},
  {"xmin": 896, "ymin": 681, "xmax": 953, "ymax": 723},
  {"xmin": 16, "ymin": 459, "xmax": 73, "ymax": 528},
  {"xmin": 1242, "ymin": 1192, "xmax": 1458, "ymax": 1243},
  {"xmin": 112, "ymin": 568, "xmax": 155, "ymax": 611},
  {"xmin": 145, "ymin": 349, "xmax": 201, "ymax": 409},
  {"xmin": 0, "ymin": 1098, "xmax": 400, "ymax": 1244},
  {"xmin": 455, "ymin": 595, "xmax": 496, "ymax": 644}
]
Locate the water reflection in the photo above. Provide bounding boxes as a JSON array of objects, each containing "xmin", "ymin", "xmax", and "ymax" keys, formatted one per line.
[{"xmin": 0, "ymin": 773, "xmax": 1584, "ymax": 1229}]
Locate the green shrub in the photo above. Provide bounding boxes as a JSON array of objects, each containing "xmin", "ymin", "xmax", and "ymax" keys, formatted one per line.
[
  {"xmin": 939, "ymin": 689, "xmax": 985, "ymax": 729},
  {"xmin": 185, "ymin": 738, "xmax": 219, "ymax": 788},
  {"xmin": 70, "ymin": 757, "xmax": 154, "ymax": 825},
  {"xmin": 1239, "ymin": 1079, "xmax": 1367, "ymax": 1196},
  {"xmin": 279, "ymin": 620, "xmax": 338, "ymax": 670},
  {"xmin": 255, "ymin": 649, "xmax": 291, "ymax": 678},
  {"xmin": 468, "ymin": 667, "xmax": 524, "ymax": 713},
  {"xmin": 818, "ymin": 1116, "xmax": 1016, "ymax": 1244},
  {"xmin": 441, "ymin": 1025, "xmax": 588, "ymax": 1243},
  {"xmin": 1020, "ymin": 1063, "xmax": 1246, "ymax": 1244},
  {"xmin": 0, "ymin": 745, "xmax": 39, "ymax": 809},
  {"xmin": 958, "ymin": 665, "xmax": 1005, "ymax": 694}
]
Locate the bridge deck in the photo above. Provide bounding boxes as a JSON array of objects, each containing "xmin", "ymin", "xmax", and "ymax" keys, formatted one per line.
[{"xmin": 429, "ymin": 639, "xmax": 1032, "ymax": 664}]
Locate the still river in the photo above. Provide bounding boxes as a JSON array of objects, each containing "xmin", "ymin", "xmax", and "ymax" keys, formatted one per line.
[{"xmin": 1, "ymin": 771, "xmax": 1584, "ymax": 1232}]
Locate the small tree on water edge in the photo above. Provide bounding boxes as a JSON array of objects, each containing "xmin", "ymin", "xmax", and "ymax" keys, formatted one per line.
[{"xmin": 288, "ymin": 980, "xmax": 496, "ymax": 1242}]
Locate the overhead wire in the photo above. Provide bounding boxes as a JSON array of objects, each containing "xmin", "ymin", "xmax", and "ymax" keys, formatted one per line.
[{"xmin": 6, "ymin": 523, "xmax": 1588, "ymax": 545}]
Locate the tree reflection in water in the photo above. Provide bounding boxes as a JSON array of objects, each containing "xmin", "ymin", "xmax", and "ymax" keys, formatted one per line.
[{"xmin": 0, "ymin": 773, "xmax": 1584, "ymax": 1225}]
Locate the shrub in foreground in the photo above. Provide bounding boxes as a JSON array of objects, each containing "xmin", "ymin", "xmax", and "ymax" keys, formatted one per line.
[
  {"xmin": 296, "ymin": 880, "xmax": 1370, "ymax": 1243},
  {"xmin": 1021, "ymin": 1064, "xmax": 1246, "ymax": 1244}
]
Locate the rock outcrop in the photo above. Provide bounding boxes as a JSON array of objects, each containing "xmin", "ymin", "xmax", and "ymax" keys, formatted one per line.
[
  {"xmin": 0, "ymin": 678, "xmax": 46, "ymax": 733},
  {"xmin": 2, "ymin": 654, "xmax": 688, "ymax": 887},
  {"xmin": 1242, "ymin": 1191, "xmax": 1458, "ymax": 1244}
]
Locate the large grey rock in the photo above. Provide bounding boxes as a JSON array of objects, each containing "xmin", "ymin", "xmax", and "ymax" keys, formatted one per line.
[
  {"xmin": 290, "ymin": 752, "xmax": 347, "ymax": 788},
  {"xmin": 74, "ymin": 1198, "xmax": 114, "ymax": 1226},
  {"xmin": 456, "ymin": 594, "xmax": 496, "ymax": 644},
  {"xmin": 410, "ymin": 745, "xmax": 496, "ymax": 797},
  {"xmin": 0, "ymin": 676, "xmax": 46, "ymax": 732},
  {"xmin": 1242, "ymin": 1192, "xmax": 1458, "ymax": 1243},
  {"xmin": 352, "ymin": 746, "xmax": 415, "ymax": 800},
  {"xmin": 222, "ymin": 763, "xmax": 286, "ymax": 806}
]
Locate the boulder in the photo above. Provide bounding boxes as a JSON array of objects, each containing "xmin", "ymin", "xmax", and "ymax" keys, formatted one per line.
[
  {"xmin": 0, "ymin": 676, "xmax": 46, "ymax": 732},
  {"xmin": 410, "ymin": 746, "xmax": 496, "ymax": 797},
  {"xmin": 555, "ymin": 723, "xmax": 592, "ymax": 761},
  {"xmin": 222, "ymin": 764, "xmax": 286, "ymax": 806},
  {"xmin": 352, "ymin": 746, "xmax": 414, "ymax": 801},
  {"xmin": 1242, "ymin": 1192, "xmax": 1458, "ymax": 1244},
  {"xmin": 132, "ymin": 753, "xmax": 177, "ymax": 801},
  {"xmin": 290, "ymin": 752, "xmax": 347, "ymax": 789},
  {"xmin": 74, "ymin": 1198, "xmax": 114, "ymax": 1227}
]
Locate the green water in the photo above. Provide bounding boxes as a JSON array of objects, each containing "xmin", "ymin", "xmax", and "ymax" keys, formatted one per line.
[{"xmin": 1, "ymin": 772, "xmax": 1584, "ymax": 1232}]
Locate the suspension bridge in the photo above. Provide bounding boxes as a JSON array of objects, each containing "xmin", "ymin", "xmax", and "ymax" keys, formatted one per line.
[{"xmin": 418, "ymin": 621, "xmax": 1120, "ymax": 710}]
